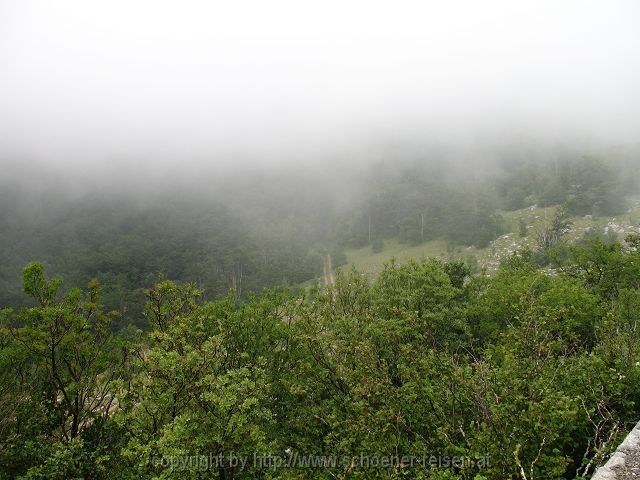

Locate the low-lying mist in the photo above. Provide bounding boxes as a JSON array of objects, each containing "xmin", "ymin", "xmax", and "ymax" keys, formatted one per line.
[{"xmin": 1, "ymin": 0, "xmax": 639, "ymax": 184}]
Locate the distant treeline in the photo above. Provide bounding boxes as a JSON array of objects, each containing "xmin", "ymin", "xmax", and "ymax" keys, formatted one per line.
[
  {"xmin": 338, "ymin": 152, "xmax": 637, "ymax": 249},
  {"xmin": 0, "ymin": 150, "xmax": 637, "ymax": 326},
  {"xmin": 0, "ymin": 195, "xmax": 324, "ymax": 325}
]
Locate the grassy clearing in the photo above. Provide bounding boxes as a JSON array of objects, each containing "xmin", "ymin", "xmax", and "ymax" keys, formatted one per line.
[{"xmin": 343, "ymin": 239, "xmax": 451, "ymax": 278}]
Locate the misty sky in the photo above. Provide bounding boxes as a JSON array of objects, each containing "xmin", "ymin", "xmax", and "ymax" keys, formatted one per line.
[{"xmin": 1, "ymin": 0, "xmax": 639, "ymax": 172}]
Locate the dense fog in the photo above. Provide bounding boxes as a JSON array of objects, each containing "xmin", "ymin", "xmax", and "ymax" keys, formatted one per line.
[{"xmin": 1, "ymin": 0, "xmax": 639, "ymax": 185}]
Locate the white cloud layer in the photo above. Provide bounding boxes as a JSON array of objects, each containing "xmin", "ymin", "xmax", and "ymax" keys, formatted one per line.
[{"xmin": 0, "ymin": 0, "xmax": 639, "ymax": 169}]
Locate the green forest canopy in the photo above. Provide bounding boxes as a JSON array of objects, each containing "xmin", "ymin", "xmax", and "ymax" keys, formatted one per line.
[{"xmin": 2, "ymin": 233, "xmax": 640, "ymax": 479}]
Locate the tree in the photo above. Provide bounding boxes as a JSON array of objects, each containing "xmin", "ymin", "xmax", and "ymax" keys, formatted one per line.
[
  {"xmin": 537, "ymin": 207, "xmax": 572, "ymax": 251},
  {"xmin": 0, "ymin": 262, "xmax": 122, "ymax": 477}
]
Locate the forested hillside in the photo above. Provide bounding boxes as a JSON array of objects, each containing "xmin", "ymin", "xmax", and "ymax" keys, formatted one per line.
[{"xmin": 1, "ymin": 150, "xmax": 637, "ymax": 329}]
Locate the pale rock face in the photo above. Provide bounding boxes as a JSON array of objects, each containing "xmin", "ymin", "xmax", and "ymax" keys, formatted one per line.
[
  {"xmin": 592, "ymin": 421, "xmax": 640, "ymax": 480},
  {"xmin": 605, "ymin": 222, "xmax": 626, "ymax": 235}
]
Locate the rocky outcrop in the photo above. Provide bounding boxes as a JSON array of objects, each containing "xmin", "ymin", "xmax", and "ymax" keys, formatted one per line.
[{"xmin": 592, "ymin": 421, "xmax": 640, "ymax": 479}]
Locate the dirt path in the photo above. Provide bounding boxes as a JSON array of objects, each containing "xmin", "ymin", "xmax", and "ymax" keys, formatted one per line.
[{"xmin": 322, "ymin": 253, "xmax": 335, "ymax": 287}]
